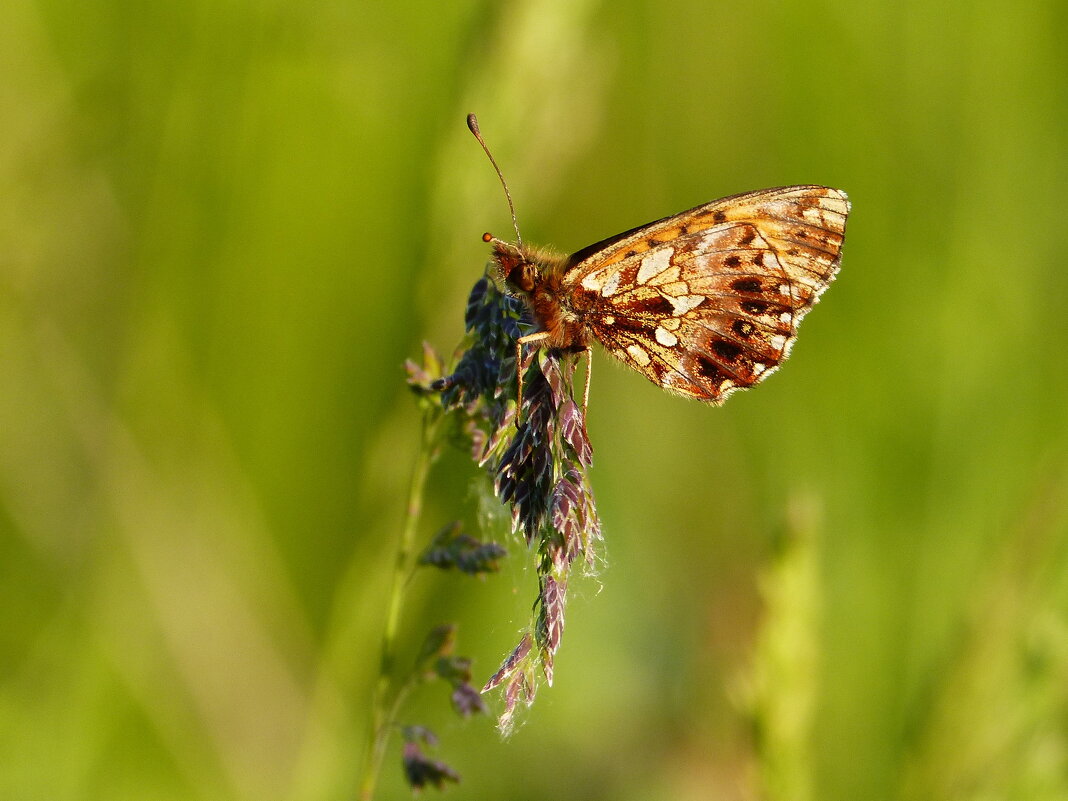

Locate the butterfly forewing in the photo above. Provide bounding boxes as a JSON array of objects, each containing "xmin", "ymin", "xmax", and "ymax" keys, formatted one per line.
[{"xmin": 561, "ymin": 186, "xmax": 850, "ymax": 403}]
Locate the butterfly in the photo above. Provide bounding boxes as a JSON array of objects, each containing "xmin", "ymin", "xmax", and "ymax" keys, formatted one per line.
[{"xmin": 468, "ymin": 116, "xmax": 850, "ymax": 408}]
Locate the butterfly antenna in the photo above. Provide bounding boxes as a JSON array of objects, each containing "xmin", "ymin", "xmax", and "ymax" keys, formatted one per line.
[{"xmin": 467, "ymin": 113, "xmax": 523, "ymax": 248}]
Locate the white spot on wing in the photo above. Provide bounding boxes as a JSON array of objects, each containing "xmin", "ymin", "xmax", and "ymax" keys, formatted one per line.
[
  {"xmin": 636, "ymin": 248, "xmax": 673, "ymax": 284},
  {"xmin": 647, "ymin": 264, "xmax": 681, "ymax": 287},
  {"xmin": 626, "ymin": 344, "xmax": 651, "ymax": 366},
  {"xmin": 601, "ymin": 271, "xmax": 621, "ymax": 297},
  {"xmin": 699, "ymin": 230, "xmax": 724, "ymax": 249},
  {"xmin": 670, "ymin": 294, "xmax": 705, "ymax": 315},
  {"xmin": 655, "ymin": 327, "xmax": 678, "ymax": 347},
  {"xmin": 580, "ymin": 269, "xmax": 604, "ymax": 292}
]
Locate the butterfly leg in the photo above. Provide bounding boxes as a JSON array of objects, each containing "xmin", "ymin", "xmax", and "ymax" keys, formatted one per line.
[
  {"xmin": 581, "ymin": 346, "xmax": 592, "ymax": 412},
  {"xmin": 515, "ymin": 331, "xmax": 551, "ymax": 418}
]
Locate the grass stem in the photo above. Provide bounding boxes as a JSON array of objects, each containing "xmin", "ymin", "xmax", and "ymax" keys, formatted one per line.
[{"xmin": 358, "ymin": 409, "xmax": 440, "ymax": 801}]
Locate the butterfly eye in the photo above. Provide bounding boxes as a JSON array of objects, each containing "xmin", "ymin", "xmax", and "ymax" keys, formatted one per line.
[{"xmin": 508, "ymin": 263, "xmax": 536, "ymax": 293}]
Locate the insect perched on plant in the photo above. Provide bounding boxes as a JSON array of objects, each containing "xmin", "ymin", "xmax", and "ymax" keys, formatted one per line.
[{"xmin": 467, "ymin": 114, "xmax": 850, "ymax": 410}]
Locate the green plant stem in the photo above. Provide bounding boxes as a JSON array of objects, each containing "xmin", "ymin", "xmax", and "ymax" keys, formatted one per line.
[{"xmin": 358, "ymin": 408, "xmax": 440, "ymax": 801}]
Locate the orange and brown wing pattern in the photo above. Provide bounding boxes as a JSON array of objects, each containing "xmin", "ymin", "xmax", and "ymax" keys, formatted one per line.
[{"xmin": 561, "ymin": 186, "xmax": 850, "ymax": 403}]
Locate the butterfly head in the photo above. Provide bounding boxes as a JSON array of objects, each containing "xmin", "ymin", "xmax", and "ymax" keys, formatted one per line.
[{"xmin": 484, "ymin": 232, "xmax": 540, "ymax": 295}]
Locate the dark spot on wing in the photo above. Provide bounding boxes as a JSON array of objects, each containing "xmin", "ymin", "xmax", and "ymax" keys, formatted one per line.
[
  {"xmin": 695, "ymin": 356, "xmax": 726, "ymax": 383},
  {"xmin": 741, "ymin": 300, "xmax": 769, "ymax": 315},
  {"xmin": 609, "ymin": 315, "xmax": 648, "ymax": 334},
  {"xmin": 732, "ymin": 319, "xmax": 756, "ymax": 338},
  {"xmin": 731, "ymin": 278, "xmax": 762, "ymax": 293},
  {"xmin": 631, "ymin": 295, "xmax": 676, "ymax": 317},
  {"xmin": 712, "ymin": 340, "xmax": 743, "ymax": 361}
]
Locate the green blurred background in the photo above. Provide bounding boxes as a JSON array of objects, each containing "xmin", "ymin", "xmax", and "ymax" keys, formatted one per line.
[{"xmin": 3, "ymin": 0, "xmax": 1067, "ymax": 799}]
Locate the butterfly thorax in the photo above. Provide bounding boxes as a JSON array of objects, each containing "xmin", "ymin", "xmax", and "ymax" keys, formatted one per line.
[{"xmin": 492, "ymin": 241, "xmax": 590, "ymax": 350}]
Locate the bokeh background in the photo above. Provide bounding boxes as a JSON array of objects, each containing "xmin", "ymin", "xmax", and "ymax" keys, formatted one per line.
[{"xmin": 3, "ymin": 0, "xmax": 1067, "ymax": 799}]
